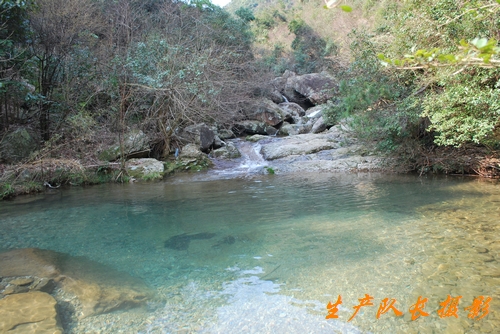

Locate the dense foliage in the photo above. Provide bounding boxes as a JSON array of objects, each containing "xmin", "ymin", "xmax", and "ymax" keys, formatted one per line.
[
  {"xmin": 318, "ymin": 0, "xmax": 500, "ymax": 167},
  {"xmin": 1, "ymin": 0, "xmax": 500, "ymax": 183},
  {"xmin": 0, "ymin": 0, "xmax": 265, "ymax": 164}
]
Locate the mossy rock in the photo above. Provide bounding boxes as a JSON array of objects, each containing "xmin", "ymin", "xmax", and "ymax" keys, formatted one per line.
[
  {"xmin": 164, "ymin": 156, "xmax": 212, "ymax": 174},
  {"xmin": 0, "ymin": 127, "xmax": 38, "ymax": 163},
  {"xmin": 125, "ymin": 158, "xmax": 164, "ymax": 180}
]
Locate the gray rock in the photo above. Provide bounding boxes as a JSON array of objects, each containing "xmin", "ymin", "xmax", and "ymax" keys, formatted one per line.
[
  {"xmin": 311, "ymin": 116, "xmax": 327, "ymax": 134},
  {"xmin": 279, "ymin": 102, "xmax": 306, "ymax": 117},
  {"xmin": 232, "ymin": 120, "xmax": 278, "ymax": 136},
  {"xmin": 285, "ymin": 72, "xmax": 337, "ymax": 105},
  {"xmin": 246, "ymin": 134, "xmax": 269, "ymax": 142},
  {"xmin": 279, "ymin": 123, "xmax": 311, "ymax": 136},
  {"xmin": 305, "ymin": 105, "xmax": 323, "ymax": 119},
  {"xmin": 213, "ymin": 135, "xmax": 223, "ymax": 149},
  {"xmin": 99, "ymin": 129, "xmax": 149, "ymax": 162},
  {"xmin": 244, "ymin": 98, "xmax": 284, "ymax": 127},
  {"xmin": 269, "ymin": 90, "xmax": 285, "ymax": 104},
  {"xmin": 209, "ymin": 142, "xmax": 241, "ymax": 159},
  {"xmin": 179, "ymin": 143, "xmax": 205, "ymax": 159},
  {"xmin": 217, "ymin": 129, "xmax": 235, "ymax": 140},
  {"xmin": 179, "ymin": 123, "xmax": 217, "ymax": 152},
  {"xmin": 200, "ymin": 125, "xmax": 216, "ymax": 152},
  {"xmin": 260, "ymin": 133, "xmax": 339, "ymax": 160},
  {"xmin": 125, "ymin": 158, "xmax": 164, "ymax": 180}
]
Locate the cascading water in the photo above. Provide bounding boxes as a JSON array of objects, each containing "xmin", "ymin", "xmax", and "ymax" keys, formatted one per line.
[{"xmin": 210, "ymin": 139, "xmax": 270, "ymax": 177}]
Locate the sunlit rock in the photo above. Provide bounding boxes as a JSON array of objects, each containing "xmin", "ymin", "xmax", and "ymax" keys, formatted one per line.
[
  {"xmin": 0, "ymin": 291, "xmax": 62, "ymax": 334},
  {"xmin": 260, "ymin": 133, "xmax": 339, "ymax": 160},
  {"xmin": 0, "ymin": 248, "xmax": 153, "ymax": 318}
]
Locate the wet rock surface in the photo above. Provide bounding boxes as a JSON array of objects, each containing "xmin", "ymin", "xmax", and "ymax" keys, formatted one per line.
[
  {"xmin": 211, "ymin": 124, "xmax": 384, "ymax": 176},
  {"xmin": 0, "ymin": 248, "xmax": 153, "ymax": 319},
  {"xmin": 0, "ymin": 291, "xmax": 63, "ymax": 334},
  {"xmin": 164, "ymin": 233, "xmax": 217, "ymax": 251}
]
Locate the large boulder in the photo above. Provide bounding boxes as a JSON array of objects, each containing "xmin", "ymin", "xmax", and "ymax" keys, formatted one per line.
[
  {"xmin": 0, "ymin": 248, "xmax": 153, "ymax": 318},
  {"xmin": 232, "ymin": 120, "xmax": 278, "ymax": 136},
  {"xmin": 125, "ymin": 158, "xmax": 164, "ymax": 180},
  {"xmin": 280, "ymin": 71, "xmax": 337, "ymax": 107},
  {"xmin": 178, "ymin": 123, "xmax": 219, "ymax": 152},
  {"xmin": 260, "ymin": 133, "xmax": 339, "ymax": 160},
  {"xmin": 179, "ymin": 143, "xmax": 205, "ymax": 159},
  {"xmin": 252, "ymin": 99, "xmax": 284, "ymax": 127},
  {"xmin": 99, "ymin": 129, "xmax": 149, "ymax": 162},
  {"xmin": 279, "ymin": 102, "xmax": 305, "ymax": 117},
  {"xmin": 0, "ymin": 127, "xmax": 38, "ymax": 163},
  {"xmin": 164, "ymin": 144, "xmax": 212, "ymax": 174},
  {"xmin": 0, "ymin": 291, "xmax": 62, "ymax": 333}
]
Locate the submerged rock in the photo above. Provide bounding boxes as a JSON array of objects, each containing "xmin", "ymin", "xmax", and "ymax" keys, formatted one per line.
[
  {"xmin": 212, "ymin": 235, "xmax": 236, "ymax": 249},
  {"xmin": 164, "ymin": 233, "xmax": 216, "ymax": 251},
  {"xmin": 0, "ymin": 248, "xmax": 153, "ymax": 318},
  {"xmin": 0, "ymin": 291, "xmax": 62, "ymax": 334}
]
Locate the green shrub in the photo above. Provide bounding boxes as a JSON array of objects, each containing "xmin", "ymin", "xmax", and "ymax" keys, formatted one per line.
[{"xmin": 422, "ymin": 68, "xmax": 500, "ymax": 147}]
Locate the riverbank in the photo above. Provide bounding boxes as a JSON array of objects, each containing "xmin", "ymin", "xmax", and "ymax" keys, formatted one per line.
[{"xmin": 2, "ymin": 126, "xmax": 500, "ymax": 201}]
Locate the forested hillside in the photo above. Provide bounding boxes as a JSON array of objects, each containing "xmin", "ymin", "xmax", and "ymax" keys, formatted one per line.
[
  {"xmin": 0, "ymin": 0, "xmax": 267, "ymax": 162},
  {"xmin": 1, "ymin": 0, "xmax": 500, "ymax": 198}
]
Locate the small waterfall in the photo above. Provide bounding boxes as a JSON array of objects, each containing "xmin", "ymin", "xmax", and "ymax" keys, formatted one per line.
[
  {"xmin": 210, "ymin": 139, "xmax": 269, "ymax": 177},
  {"xmin": 237, "ymin": 140, "xmax": 267, "ymax": 173}
]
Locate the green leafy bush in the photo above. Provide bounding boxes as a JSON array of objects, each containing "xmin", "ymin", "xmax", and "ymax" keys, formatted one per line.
[{"xmin": 422, "ymin": 68, "xmax": 500, "ymax": 147}]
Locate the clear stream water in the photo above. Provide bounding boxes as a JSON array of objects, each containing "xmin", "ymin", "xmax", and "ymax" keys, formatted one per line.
[{"xmin": 0, "ymin": 172, "xmax": 499, "ymax": 333}]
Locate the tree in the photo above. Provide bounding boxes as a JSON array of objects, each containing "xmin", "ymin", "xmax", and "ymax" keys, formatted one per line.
[
  {"xmin": 0, "ymin": 0, "xmax": 32, "ymax": 131},
  {"xmin": 110, "ymin": 0, "xmax": 266, "ymax": 158},
  {"xmin": 27, "ymin": 0, "xmax": 102, "ymax": 141}
]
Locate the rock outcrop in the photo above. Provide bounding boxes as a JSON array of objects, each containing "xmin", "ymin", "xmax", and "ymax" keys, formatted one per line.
[
  {"xmin": 211, "ymin": 123, "xmax": 383, "ymax": 175},
  {"xmin": 272, "ymin": 71, "xmax": 337, "ymax": 108}
]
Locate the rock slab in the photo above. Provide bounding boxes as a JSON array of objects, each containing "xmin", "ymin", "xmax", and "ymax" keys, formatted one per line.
[
  {"xmin": 0, "ymin": 291, "xmax": 63, "ymax": 334},
  {"xmin": 0, "ymin": 248, "xmax": 153, "ymax": 318}
]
